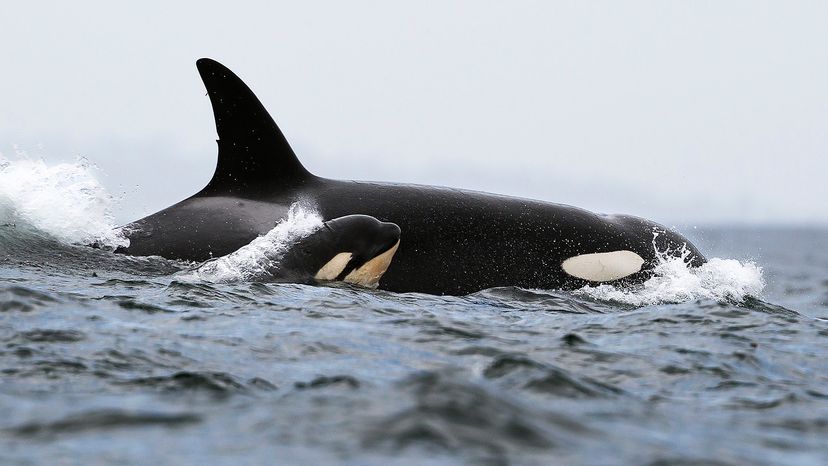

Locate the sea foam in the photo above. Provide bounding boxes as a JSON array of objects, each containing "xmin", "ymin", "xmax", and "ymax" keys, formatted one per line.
[
  {"xmin": 574, "ymin": 248, "xmax": 765, "ymax": 306},
  {"xmin": 182, "ymin": 203, "xmax": 324, "ymax": 283},
  {"xmin": 0, "ymin": 154, "xmax": 128, "ymax": 249}
]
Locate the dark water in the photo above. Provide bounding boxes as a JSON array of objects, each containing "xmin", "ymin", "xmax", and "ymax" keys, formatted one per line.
[{"xmin": 1, "ymin": 222, "xmax": 827, "ymax": 465}]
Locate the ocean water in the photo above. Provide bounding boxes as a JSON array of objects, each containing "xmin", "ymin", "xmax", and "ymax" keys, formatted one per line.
[{"xmin": 1, "ymin": 157, "xmax": 827, "ymax": 465}]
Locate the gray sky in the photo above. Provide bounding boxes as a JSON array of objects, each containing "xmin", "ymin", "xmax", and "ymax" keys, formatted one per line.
[{"xmin": 1, "ymin": 1, "xmax": 826, "ymax": 226}]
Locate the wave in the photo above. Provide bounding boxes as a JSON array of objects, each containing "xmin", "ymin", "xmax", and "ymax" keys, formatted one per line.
[
  {"xmin": 180, "ymin": 204, "xmax": 323, "ymax": 283},
  {"xmin": 0, "ymin": 155, "xmax": 127, "ymax": 249}
]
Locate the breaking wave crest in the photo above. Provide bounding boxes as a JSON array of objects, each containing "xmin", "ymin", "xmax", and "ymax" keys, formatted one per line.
[
  {"xmin": 182, "ymin": 204, "xmax": 323, "ymax": 283},
  {"xmin": 574, "ymin": 247, "xmax": 765, "ymax": 306},
  {"xmin": 0, "ymin": 154, "xmax": 127, "ymax": 249}
]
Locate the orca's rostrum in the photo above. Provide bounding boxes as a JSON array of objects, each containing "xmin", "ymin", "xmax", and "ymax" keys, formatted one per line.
[{"xmin": 118, "ymin": 58, "xmax": 706, "ymax": 295}]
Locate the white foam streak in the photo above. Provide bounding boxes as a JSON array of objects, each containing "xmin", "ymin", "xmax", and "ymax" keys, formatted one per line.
[
  {"xmin": 575, "ymin": 255, "xmax": 765, "ymax": 306},
  {"xmin": 184, "ymin": 204, "xmax": 323, "ymax": 283},
  {"xmin": 0, "ymin": 155, "xmax": 128, "ymax": 249}
]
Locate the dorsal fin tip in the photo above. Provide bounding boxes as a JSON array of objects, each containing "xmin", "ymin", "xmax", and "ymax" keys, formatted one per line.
[{"xmin": 195, "ymin": 58, "xmax": 312, "ymax": 196}]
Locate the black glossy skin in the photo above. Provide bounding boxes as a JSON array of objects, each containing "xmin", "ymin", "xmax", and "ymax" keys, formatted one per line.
[
  {"xmin": 117, "ymin": 58, "xmax": 706, "ymax": 296},
  {"xmin": 122, "ymin": 178, "xmax": 705, "ymax": 295},
  {"xmin": 278, "ymin": 215, "xmax": 401, "ymax": 283}
]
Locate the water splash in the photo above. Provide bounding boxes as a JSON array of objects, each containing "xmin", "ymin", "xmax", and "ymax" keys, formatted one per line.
[
  {"xmin": 574, "ymin": 246, "xmax": 765, "ymax": 306},
  {"xmin": 0, "ymin": 154, "xmax": 127, "ymax": 249},
  {"xmin": 182, "ymin": 203, "xmax": 323, "ymax": 283}
]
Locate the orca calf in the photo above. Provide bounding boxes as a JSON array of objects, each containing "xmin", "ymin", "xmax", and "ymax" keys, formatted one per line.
[
  {"xmin": 118, "ymin": 58, "xmax": 706, "ymax": 295},
  {"xmin": 301, "ymin": 215, "xmax": 400, "ymax": 287},
  {"xmin": 193, "ymin": 214, "xmax": 400, "ymax": 288}
]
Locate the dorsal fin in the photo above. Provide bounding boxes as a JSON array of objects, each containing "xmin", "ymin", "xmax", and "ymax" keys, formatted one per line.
[{"xmin": 195, "ymin": 58, "xmax": 312, "ymax": 196}]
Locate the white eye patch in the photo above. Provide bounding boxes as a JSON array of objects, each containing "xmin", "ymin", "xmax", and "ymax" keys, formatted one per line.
[
  {"xmin": 314, "ymin": 252, "xmax": 353, "ymax": 281},
  {"xmin": 344, "ymin": 240, "xmax": 400, "ymax": 288},
  {"xmin": 561, "ymin": 250, "xmax": 645, "ymax": 282}
]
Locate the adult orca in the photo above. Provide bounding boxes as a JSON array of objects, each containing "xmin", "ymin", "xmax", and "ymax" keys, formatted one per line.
[
  {"xmin": 191, "ymin": 214, "xmax": 401, "ymax": 288},
  {"xmin": 118, "ymin": 58, "xmax": 706, "ymax": 295}
]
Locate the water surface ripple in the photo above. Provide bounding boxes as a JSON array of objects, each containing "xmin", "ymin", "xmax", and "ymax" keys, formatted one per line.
[{"xmin": 1, "ymin": 222, "xmax": 827, "ymax": 465}]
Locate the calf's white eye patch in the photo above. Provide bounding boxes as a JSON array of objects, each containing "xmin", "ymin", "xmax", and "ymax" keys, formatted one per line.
[
  {"xmin": 344, "ymin": 240, "xmax": 400, "ymax": 288},
  {"xmin": 315, "ymin": 252, "xmax": 352, "ymax": 281},
  {"xmin": 561, "ymin": 250, "xmax": 645, "ymax": 282}
]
